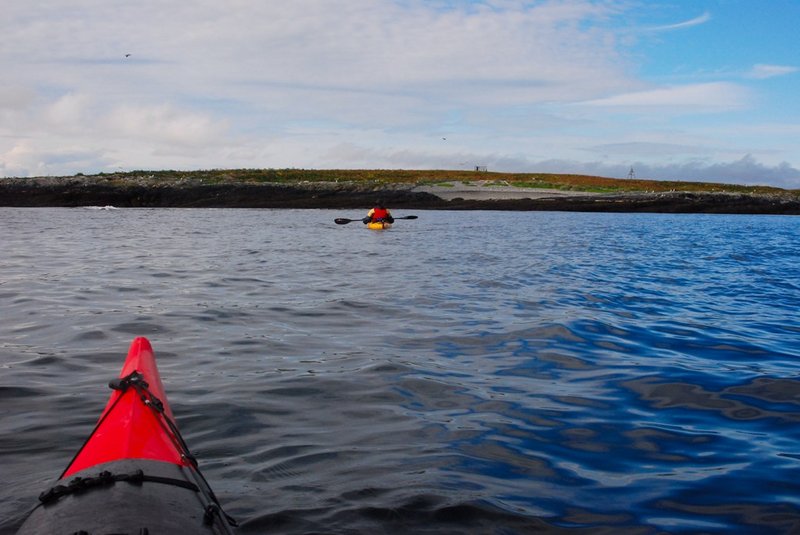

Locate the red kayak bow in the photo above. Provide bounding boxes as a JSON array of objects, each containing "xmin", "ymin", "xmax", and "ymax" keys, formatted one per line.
[
  {"xmin": 17, "ymin": 337, "xmax": 236, "ymax": 534},
  {"xmin": 62, "ymin": 337, "xmax": 191, "ymax": 477}
]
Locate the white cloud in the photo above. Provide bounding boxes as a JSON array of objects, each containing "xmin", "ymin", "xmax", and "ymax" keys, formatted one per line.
[
  {"xmin": 586, "ymin": 141, "xmax": 717, "ymax": 158},
  {"xmin": 746, "ymin": 64, "xmax": 799, "ymax": 80},
  {"xmin": 646, "ymin": 11, "xmax": 711, "ymax": 32},
  {"xmin": 579, "ymin": 82, "xmax": 750, "ymax": 111},
  {"xmin": 0, "ymin": 85, "xmax": 35, "ymax": 111},
  {"xmin": 42, "ymin": 93, "xmax": 90, "ymax": 128},
  {"xmin": 103, "ymin": 104, "xmax": 227, "ymax": 147},
  {"xmin": 0, "ymin": 140, "xmax": 106, "ymax": 177},
  {"xmin": 0, "ymin": 142, "xmax": 38, "ymax": 177},
  {"xmin": 1, "ymin": 1, "xmax": 798, "ymax": 187},
  {"xmin": 0, "ymin": 0, "xmax": 643, "ymax": 177}
]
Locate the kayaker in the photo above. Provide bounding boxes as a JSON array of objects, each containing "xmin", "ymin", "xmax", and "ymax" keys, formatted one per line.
[{"xmin": 363, "ymin": 201, "xmax": 394, "ymax": 225}]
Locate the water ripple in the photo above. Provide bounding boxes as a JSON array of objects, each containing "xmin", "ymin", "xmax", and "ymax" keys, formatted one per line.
[{"xmin": 2, "ymin": 209, "xmax": 800, "ymax": 534}]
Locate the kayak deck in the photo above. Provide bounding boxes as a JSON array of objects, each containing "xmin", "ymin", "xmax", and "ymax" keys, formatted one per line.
[
  {"xmin": 19, "ymin": 459, "xmax": 232, "ymax": 534},
  {"xmin": 367, "ymin": 221, "xmax": 392, "ymax": 230}
]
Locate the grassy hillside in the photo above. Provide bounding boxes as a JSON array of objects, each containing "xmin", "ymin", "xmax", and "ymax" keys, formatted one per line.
[{"xmin": 70, "ymin": 168, "xmax": 795, "ymax": 196}]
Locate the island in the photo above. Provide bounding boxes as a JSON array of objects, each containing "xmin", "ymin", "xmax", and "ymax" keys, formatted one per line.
[{"xmin": 1, "ymin": 169, "xmax": 798, "ymax": 214}]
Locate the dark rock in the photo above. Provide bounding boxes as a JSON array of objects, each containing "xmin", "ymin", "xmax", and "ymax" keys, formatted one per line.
[{"xmin": 1, "ymin": 180, "xmax": 798, "ymax": 214}]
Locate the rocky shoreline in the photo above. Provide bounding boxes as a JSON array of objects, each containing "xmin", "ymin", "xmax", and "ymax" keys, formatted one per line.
[{"xmin": 1, "ymin": 176, "xmax": 799, "ymax": 214}]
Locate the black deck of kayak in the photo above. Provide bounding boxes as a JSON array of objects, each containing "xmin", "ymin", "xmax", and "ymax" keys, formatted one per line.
[{"xmin": 16, "ymin": 458, "xmax": 235, "ymax": 534}]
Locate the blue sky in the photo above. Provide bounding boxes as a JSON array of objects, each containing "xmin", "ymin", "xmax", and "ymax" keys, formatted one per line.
[{"xmin": 1, "ymin": 0, "xmax": 798, "ymax": 187}]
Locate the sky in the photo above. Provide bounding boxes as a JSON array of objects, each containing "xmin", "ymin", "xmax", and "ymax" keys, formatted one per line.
[{"xmin": 2, "ymin": 0, "xmax": 799, "ymax": 188}]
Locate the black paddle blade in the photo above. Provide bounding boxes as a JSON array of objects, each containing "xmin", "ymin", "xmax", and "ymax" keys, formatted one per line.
[{"xmin": 335, "ymin": 215, "xmax": 415, "ymax": 224}]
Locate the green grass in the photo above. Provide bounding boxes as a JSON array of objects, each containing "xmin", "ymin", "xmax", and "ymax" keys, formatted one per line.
[{"xmin": 34, "ymin": 168, "xmax": 800, "ymax": 196}]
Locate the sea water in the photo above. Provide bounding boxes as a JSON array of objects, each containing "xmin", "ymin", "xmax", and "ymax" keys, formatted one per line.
[{"xmin": 1, "ymin": 207, "xmax": 799, "ymax": 534}]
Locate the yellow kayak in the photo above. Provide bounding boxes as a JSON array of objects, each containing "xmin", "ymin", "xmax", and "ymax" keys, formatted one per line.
[{"xmin": 334, "ymin": 216, "xmax": 416, "ymax": 227}]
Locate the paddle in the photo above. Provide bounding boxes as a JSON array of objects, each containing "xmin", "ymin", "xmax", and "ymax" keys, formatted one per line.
[{"xmin": 334, "ymin": 215, "xmax": 418, "ymax": 225}]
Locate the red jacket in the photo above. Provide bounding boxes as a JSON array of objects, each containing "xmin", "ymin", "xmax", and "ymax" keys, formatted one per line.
[
  {"xmin": 371, "ymin": 207, "xmax": 390, "ymax": 220},
  {"xmin": 368, "ymin": 207, "xmax": 391, "ymax": 221}
]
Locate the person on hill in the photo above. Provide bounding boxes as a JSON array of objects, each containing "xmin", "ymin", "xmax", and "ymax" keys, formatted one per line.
[{"xmin": 363, "ymin": 201, "xmax": 394, "ymax": 225}]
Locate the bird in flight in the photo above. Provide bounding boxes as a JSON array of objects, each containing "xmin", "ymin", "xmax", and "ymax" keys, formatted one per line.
[{"xmin": 124, "ymin": 54, "xmax": 131, "ymax": 58}]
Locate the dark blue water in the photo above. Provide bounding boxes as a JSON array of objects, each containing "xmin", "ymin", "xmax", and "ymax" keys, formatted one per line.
[{"xmin": 2, "ymin": 207, "xmax": 799, "ymax": 534}]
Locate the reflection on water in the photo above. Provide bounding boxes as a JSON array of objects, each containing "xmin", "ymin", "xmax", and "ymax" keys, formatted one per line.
[{"xmin": 1, "ymin": 208, "xmax": 799, "ymax": 534}]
